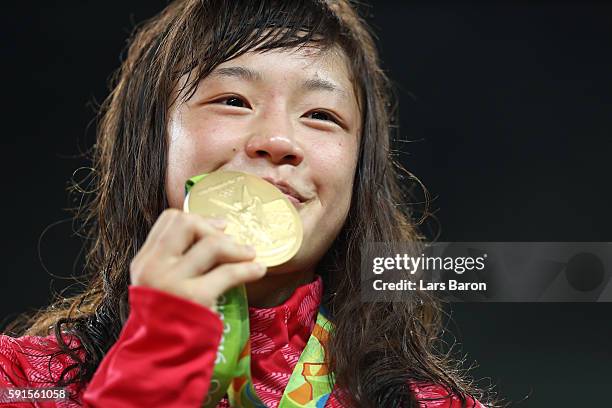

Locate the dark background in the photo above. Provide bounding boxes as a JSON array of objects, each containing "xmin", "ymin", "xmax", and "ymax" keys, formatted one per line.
[{"xmin": 2, "ymin": 1, "xmax": 611, "ymax": 406}]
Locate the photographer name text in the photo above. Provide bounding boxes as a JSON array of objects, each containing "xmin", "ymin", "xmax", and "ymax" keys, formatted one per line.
[{"xmin": 372, "ymin": 279, "xmax": 487, "ymax": 292}]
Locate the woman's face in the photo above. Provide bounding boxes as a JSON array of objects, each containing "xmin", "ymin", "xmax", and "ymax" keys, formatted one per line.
[{"xmin": 165, "ymin": 46, "xmax": 361, "ymax": 275}]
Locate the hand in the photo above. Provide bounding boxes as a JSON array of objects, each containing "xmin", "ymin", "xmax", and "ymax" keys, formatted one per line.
[{"xmin": 130, "ymin": 208, "xmax": 266, "ymax": 310}]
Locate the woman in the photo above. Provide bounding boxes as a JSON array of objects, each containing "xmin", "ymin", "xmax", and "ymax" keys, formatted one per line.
[{"xmin": 1, "ymin": 1, "xmax": 492, "ymax": 407}]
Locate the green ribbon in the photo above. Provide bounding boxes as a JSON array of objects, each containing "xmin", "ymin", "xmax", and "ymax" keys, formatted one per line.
[{"xmin": 184, "ymin": 174, "xmax": 335, "ymax": 408}]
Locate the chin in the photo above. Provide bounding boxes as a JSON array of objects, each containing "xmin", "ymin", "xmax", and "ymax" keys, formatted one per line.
[{"xmin": 266, "ymin": 253, "xmax": 311, "ymax": 275}]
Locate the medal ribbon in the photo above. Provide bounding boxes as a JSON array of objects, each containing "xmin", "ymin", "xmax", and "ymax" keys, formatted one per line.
[{"xmin": 185, "ymin": 175, "xmax": 335, "ymax": 408}]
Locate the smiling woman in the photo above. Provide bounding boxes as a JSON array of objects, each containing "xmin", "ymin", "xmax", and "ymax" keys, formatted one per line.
[
  {"xmin": 166, "ymin": 48, "xmax": 361, "ymax": 309},
  {"xmin": 1, "ymin": 1, "xmax": 492, "ymax": 407}
]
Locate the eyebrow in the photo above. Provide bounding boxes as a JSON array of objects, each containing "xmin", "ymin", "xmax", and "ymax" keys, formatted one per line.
[
  {"xmin": 209, "ymin": 66, "xmax": 263, "ymax": 82},
  {"xmin": 302, "ymin": 77, "xmax": 348, "ymax": 98},
  {"xmin": 209, "ymin": 65, "xmax": 348, "ymax": 98}
]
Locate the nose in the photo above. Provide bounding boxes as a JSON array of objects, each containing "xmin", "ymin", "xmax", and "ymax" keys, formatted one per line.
[{"xmin": 245, "ymin": 123, "xmax": 304, "ymax": 166}]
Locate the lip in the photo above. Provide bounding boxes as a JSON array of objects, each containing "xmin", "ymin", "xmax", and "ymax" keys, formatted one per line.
[
  {"xmin": 261, "ymin": 176, "xmax": 308, "ymax": 208},
  {"xmin": 283, "ymin": 193, "xmax": 302, "ymax": 207}
]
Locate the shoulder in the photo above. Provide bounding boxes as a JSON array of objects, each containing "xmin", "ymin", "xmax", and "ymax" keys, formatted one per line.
[
  {"xmin": 0, "ymin": 332, "xmax": 85, "ymax": 387},
  {"xmin": 410, "ymin": 381, "xmax": 487, "ymax": 408}
]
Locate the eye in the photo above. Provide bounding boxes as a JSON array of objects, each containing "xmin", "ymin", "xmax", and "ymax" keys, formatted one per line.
[
  {"xmin": 213, "ymin": 96, "xmax": 249, "ymax": 108},
  {"xmin": 305, "ymin": 110, "xmax": 338, "ymax": 124}
]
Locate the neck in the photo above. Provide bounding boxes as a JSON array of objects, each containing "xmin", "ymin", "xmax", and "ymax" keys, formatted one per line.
[{"xmin": 245, "ymin": 268, "xmax": 315, "ymax": 308}]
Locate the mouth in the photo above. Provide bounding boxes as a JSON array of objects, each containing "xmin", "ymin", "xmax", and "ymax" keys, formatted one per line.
[
  {"xmin": 261, "ymin": 176, "xmax": 308, "ymax": 209},
  {"xmin": 282, "ymin": 193, "xmax": 302, "ymax": 207}
]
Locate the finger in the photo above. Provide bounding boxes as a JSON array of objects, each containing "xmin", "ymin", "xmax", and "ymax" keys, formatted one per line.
[
  {"xmin": 138, "ymin": 208, "xmax": 178, "ymax": 254},
  {"xmin": 205, "ymin": 217, "xmax": 228, "ymax": 230},
  {"xmin": 175, "ymin": 234, "xmax": 256, "ymax": 278},
  {"xmin": 189, "ymin": 261, "xmax": 267, "ymax": 301},
  {"xmin": 139, "ymin": 209, "xmax": 226, "ymax": 254},
  {"xmin": 151, "ymin": 211, "xmax": 224, "ymax": 256}
]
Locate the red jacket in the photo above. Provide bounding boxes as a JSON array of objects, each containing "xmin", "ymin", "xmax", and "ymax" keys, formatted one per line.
[{"xmin": 0, "ymin": 276, "xmax": 484, "ymax": 407}]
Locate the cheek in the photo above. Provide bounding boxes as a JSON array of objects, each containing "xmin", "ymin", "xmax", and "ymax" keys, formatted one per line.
[
  {"xmin": 165, "ymin": 114, "xmax": 240, "ymax": 208},
  {"xmin": 308, "ymin": 138, "xmax": 358, "ymax": 206},
  {"xmin": 169, "ymin": 115, "xmax": 230, "ymax": 160}
]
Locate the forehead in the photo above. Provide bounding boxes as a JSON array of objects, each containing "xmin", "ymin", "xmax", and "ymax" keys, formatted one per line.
[
  {"xmin": 218, "ymin": 45, "xmax": 350, "ymax": 74},
  {"xmin": 209, "ymin": 46, "xmax": 357, "ymax": 97}
]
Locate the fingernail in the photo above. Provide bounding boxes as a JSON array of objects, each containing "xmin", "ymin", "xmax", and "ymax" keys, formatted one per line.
[
  {"xmin": 208, "ymin": 218, "xmax": 227, "ymax": 228},
  {"xmin": 253, "ymin": 262, "xmax": 267, "ymax": 273},
  {"xmin": 244, "ymin": 245, "xmax": 256, "ymax": 256}
]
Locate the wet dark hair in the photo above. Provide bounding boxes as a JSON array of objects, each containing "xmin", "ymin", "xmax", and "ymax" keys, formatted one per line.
[{"xmin": 6, "ymin": 1, "xmax": 497, "ymax": 407}]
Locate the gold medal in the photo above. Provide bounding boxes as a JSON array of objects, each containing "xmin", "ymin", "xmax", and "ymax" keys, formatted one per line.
[{"xmin": 184, "ymin": 171, "xmax": 303, "ymax": 267}]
